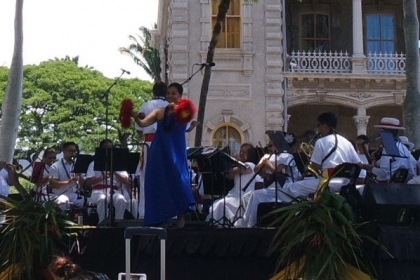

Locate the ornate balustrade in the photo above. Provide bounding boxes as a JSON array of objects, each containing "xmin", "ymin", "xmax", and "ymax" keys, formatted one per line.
[
  {"xmin": 287, "ymin": 50, "xmax": 407, "ymax": 75},
  {"xmin": 366, "ymin": 52, "xmax": 406, "ymax": 75}
]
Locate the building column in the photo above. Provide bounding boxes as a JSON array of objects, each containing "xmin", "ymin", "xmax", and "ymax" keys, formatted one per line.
[
  {"xmin": 353, "ymin": 110, "xmax": 370, "ymax": 136},
  {"xmin": 352, "ymin": 0, "xmax": 367, "ymax": 74}
]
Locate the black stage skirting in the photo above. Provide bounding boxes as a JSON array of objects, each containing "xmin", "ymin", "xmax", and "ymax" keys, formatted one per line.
[{"xmin": 69, "ymin": 225, "xmax": 420, "ymax": 280}]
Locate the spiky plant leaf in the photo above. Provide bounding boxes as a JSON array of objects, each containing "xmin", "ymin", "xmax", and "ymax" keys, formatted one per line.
[
  {"xmin": 0, "ymin": 193, "xmax": 76, "ymax": 280},
  {"xmin": 268, "ymin": 166, "xmax": 379, "ymax": 280}
]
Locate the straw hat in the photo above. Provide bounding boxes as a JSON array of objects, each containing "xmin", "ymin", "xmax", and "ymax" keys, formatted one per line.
[
  {"xmin": 399, "ymin": 136, "xmax": 415, "ymax": 150},
  {"xmin": 374, "ymin": 117, "xmax": 405, "ymax": 130}
]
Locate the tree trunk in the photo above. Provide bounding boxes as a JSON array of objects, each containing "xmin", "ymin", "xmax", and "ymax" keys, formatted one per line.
[
  {"xmin": 403, "ymin": 0, "xmax": 420, "ymax": 148},
  {"xmin": 194, "ymin": 0, "xmax": 231, "ymax": 147},
  {"xmin": 0, "ymin": 0, "xmax": 24, "ymax": 163}
]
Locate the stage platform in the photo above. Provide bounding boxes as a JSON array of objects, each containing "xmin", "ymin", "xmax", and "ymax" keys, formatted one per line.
[{"xmin": 68, "ymin": 222, "xmax": 420, "ymax": 280}]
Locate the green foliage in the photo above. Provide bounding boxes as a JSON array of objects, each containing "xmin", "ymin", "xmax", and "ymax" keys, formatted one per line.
[
  {"xmin": 268, "ymin": 176, "xmax": 379, "ymax": 279},
  {"xmin": 0, "ymin": 60, "xmax": 153, "ymax": 156},
  {"xmin": 0, "ymin": 190, "xmax": 76, "ymax": 279}
]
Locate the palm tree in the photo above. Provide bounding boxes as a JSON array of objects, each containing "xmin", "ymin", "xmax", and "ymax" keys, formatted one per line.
[
  {"xmin": 119, "ymin": 26, "xmax": 162, "ymax": 82},
  {"xmin": 402, "ymin": 0, "xmax": 420, "ymax": 147},
  {"xmin": 0, "ymin": 0, "xmax": 24, "ymax": 163},
  {"xmin": 194, "ymin": 0, "xmax": 258, "ymax": 147}
]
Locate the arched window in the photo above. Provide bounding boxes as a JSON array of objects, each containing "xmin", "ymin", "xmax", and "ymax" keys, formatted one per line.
[{"xmin": 212, "ymin": 124, "xmax": 243, "ymax": 155}]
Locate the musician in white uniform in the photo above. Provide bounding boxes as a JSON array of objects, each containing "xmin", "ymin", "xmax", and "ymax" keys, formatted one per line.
[
  {"xmin": 85, "ymin": 139, "xmax": 128, "ymax": 225},
  {"xmin": 287, "ymin": 112, "xmax": 361, "ymax": 197},
  {"xmin": 360, "ymin": 117, "xmax": 416, "ymax": 182},
  {"xmin": 134, "ymin": 82, "xmax": 168, "ymax": 218},
  {"xmin": 49, "ymin": 142, "xmax": 84, "ymax": 209},
  {"xmin": 236, "ymin": 134, "xmax": 301, "ymax": 228},
  {"xmin": 206, "ymin": 143, "xmax": 258, "ymax": 226}
]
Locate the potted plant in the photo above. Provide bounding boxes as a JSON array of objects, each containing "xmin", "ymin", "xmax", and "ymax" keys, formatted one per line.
[
  {"xmin": 0, "ymin": 169, "xmax": 77, "ymax": 280},
  {"xmin": 268, "ymin": 166, "xmax": 389, "ymax": 280}
]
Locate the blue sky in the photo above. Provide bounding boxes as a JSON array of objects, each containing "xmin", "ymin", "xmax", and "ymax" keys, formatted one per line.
[{"xmin": 0, "ymin": 0, "xmax": 158, "ymax": 81}]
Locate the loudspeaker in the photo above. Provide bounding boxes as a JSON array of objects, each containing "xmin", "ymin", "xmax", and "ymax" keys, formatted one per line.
[{"xmin": 362, "ymin": 183, "xmax": 420, "ymax": 225}]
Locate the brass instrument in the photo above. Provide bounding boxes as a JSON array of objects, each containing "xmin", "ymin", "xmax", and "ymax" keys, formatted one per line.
[
  {"xmin": 3, "ymin": 162, "xmax": 23, "ymax": 173},
  {"xmin": 298, "ymin": 141, "xmax": 321, "ymax": 177},
  {"xmin": 299, "ymin": 142, "xmax": 314, "ymax": 158}
]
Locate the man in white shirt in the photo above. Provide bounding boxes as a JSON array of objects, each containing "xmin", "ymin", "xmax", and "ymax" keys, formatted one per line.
[
  {"xmin": 135, "ymin": 82, "xmax": 168, "ymax": 218},
  {"xmin": 49, "ymin": 142, "xmax": 84, "ymax": 209},
  {"xmin": 85, "ymin": 139, "xmax": 128, "ymax": 225},
  {"xmin": 361, "ymin": 117, "xmax": 416, "ymax": 182},
  {"xmin": 287, "ymin": 112, "xmax": 361, "ymax": 197}
]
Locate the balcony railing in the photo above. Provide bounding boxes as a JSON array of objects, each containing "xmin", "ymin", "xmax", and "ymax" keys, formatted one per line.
[
  {"xmin": 366, "ymin": 52, "xmax": 406, "ymax": 75},
  {"xmin": 288, "ymin": 50, "xmax": 352, "ymax": 73},
  {"xmin": 287, "ymin": 50, "xmax": 407, "ymax": 75}
]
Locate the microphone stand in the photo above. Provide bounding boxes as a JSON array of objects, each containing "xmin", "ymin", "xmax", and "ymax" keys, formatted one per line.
[
  {"xmin": 103, "ymin": 69, "xmax": 128, "ymax": 139},
  {"xmin": 181, "ymin": 64, "xmax": 205, "ymax": 85}
]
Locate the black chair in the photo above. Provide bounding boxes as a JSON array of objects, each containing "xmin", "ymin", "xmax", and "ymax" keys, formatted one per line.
[
  {"xmin": 389, "ymin": 168, "xmax": 409, "ymax": 183},
  {"xmin": 331, "ymin": 163, "xmax": 364, "ymax": 221},
  {"xmin": 331, "ymin": 162, "xmax": 361, "ymax": 184}
]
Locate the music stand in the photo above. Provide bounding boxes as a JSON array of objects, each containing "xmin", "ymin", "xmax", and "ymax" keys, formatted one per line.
[
  {"xmin": 187, "ymin": 147, "xmax": 204, "ymax": 160},
  {"xmin": 380, "ymin": 130, "xmax": 403, "ymax": 158},
  {"xmin": 72, "ymin": 154, "xmax": 94, "ymax": 201},
  {"xmin": 126, "ymin": 152, "xmax": 140, "ymax": 219},
  {"xmin": 379, "ymin": 130, "xmax": 408, "ymax": 180},
  {"xmin": 71, "ymin": 155, "xmax": 94, "ymax": 223},
  {"xmin": 94, "ymin": 147, "xmax": 129, "ymax": 226},
  {"xmin": 220, "ymin": 151, "xmax": 249, "ymax": 223},
  {"xmin": 199, "ymin": 147, "xmax": 237, "ymax": 227},
  {"xmin": 266, "ymin": 130, "xmax": 292, "ymax": 153},
  {"xmin": 266, "ymin": 130, "xmax": 290, "ymax": 207}
]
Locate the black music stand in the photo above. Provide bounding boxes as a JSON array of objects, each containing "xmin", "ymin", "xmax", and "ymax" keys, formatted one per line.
[
  {"xmin": 379, "ymin": 130, "xmax": 408, "ymax": 179},
  {"xmin": 72, "ymin": 154, "xmax": 94, "ymax": 201},
  {"xmin": 126, "ymin": 152, "xmax": 140, "ymax": 219},
  {"xmin": 187, "ymin": 147, "xmax": 204, "ymax": 160},
  {"xmin": 266, "ymin": 130, "xmax": 292, "ymax": 153},
  {"xmin": 266, "ymin": 130, "xmax": 290, "ymax": 207},
  {"xmin": 71, "ymin": 155, "xmax": 94, "ymax": 224},
  {"xmin": 94, "ymin": 147, "xmax": 129, "ymax": 227},
  {"xmin": 198, "ymin": 147, "xmax": 236, "ymax": 227}
]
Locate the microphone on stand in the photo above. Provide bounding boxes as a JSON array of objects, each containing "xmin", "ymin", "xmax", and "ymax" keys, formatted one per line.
[
  {"xmin": 195, "ymin": 62, "xmax": 216, "ymax": 67},
  {"xmin": 121, "ymin": 68, "xmax": 131, "ymax": 75}
]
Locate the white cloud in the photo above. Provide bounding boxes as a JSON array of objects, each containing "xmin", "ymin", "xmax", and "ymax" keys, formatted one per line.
[{"xmin": 0, "ymin": 0, "xmax": 158, "ymax": 81}]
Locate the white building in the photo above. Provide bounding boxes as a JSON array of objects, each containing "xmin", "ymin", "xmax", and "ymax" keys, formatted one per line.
[{"xmin": 153, "ymin": 0, "xmax": 414, "ymax": 154}]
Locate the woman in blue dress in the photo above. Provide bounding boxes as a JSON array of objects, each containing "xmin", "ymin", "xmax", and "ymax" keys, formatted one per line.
[{"xmin": 131, "ymin": 82, "xmax": 195, "ymax": 228}]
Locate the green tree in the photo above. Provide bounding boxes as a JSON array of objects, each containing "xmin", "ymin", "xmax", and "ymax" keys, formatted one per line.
[
  {"xmin": 0, "ymin": 60, "xmax": 152, "ymax": 158},
  {"xmin": 119, "ymin": 26, "xmax": 162, "ymax": 82},
  {"xmin": 0, "ymin": 0, "xmax": 24, "ymax": 163},
  {"xmin": 403, "ymin": 0, "xmax": 420, "ymax": 147}
]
